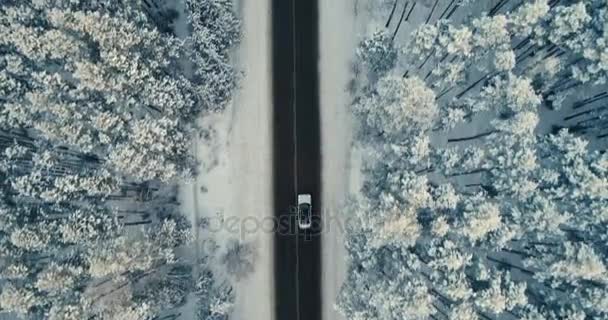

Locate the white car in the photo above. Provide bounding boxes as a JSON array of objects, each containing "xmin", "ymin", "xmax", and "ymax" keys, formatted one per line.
[{"xmin": 297, "ymin": 194, "xmax": 312, "ymax": 229}]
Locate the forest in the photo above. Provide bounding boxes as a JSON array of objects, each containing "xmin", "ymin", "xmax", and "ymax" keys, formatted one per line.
[
  {"xmin": 0, "ymin": 0, "xmax": 240, "ymax": 319},
  {"xmin": 338, "ymin": 0, "xmax": 608, "ymax": 319}
]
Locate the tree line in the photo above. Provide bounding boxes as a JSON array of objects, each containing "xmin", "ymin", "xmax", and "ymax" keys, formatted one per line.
[
  {"xmin": 339, "ymin": 1, "xmax": 608, "ymax": 319},
  {"xmin": 0, "ymin": 0, "xmax": 240, "ymax": 319}
]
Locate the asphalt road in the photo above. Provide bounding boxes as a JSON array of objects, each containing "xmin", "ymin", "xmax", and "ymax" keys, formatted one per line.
[{"xmin": 272, "ymin": 0, "xmax": 322, "ymax": 318}]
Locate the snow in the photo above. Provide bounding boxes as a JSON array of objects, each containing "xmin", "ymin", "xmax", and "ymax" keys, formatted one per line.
[
  {"xmin": 178, "ymin": 0, "xmax": 274, "ymax": 318},
  {"xmin": 319, "ymin": 0, "xmax": 358, "ymax": 320},
  {"xmin": 333, "ymin": 2, "xmax": 608, "ymax": 319},
  {"xmin": 318, "ymin": 2, "xmax": 508, "ymax": 318},
  {"xmin": 224, "ymin": 0, "xmax": 273, "ymax": 317}
]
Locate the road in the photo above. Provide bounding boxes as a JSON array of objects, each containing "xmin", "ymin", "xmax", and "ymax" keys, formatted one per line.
[{"xmin": 272, "ymin": 0, "xmax": 322, "ymax": 318}]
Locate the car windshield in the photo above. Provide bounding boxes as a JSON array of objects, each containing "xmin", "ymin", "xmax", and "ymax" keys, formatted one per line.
[{"xmin": 299, "ymin": 204, "xmax": 311, "ymax": 220}]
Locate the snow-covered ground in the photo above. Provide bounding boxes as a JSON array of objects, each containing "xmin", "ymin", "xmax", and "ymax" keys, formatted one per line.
[
  {"xmin": 178, "ymin": 0, "xmax": 274, "ymax": 318},
  {"xmin": 319, "ymin": 1, "xmax": 359, "ymax": 320},
  {"xmin": 227, "ymin": 0, "xmax": 273, "ymax": 318}
]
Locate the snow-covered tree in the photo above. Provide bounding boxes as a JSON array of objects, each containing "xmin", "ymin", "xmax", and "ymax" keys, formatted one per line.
[
  {"xmin": 0, "ymin": 1, "xmax": 198, "ymax": 182},
  {"xmin": 340, "ymin": 1, "xmax": 608, "ymax": 319},
  {"xmin": 337, "ymin": 246, "xmax": 435, "ymax": 320},
  {"xmin": 0, "ymin": 284, "xmax": 40, "ymax": 317},
  {"xmin": 356, "ymin": 30, "xmax": 398, "ymax": 77},
  {"xmin": 186, "ymin": 0, "xmax": 241, "ymax": 111},
  {"xmin": 355, "ymin": 75, "xmax": 437, "ymax": 139},
  {"xmin": 220, "ymin": 239, "xmax": 255, "ymax": 280},
  {"xmin": 195, "ymin": 268, "xmax": 235, "ymax": 320},
  {"xmin": 0, "ymin": 1, "xmax": 240, "ymax": 318}
]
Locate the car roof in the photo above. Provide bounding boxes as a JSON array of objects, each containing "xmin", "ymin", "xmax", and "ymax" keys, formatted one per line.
[{"xmin": 298, "ymin": 194, "xmax": 311, "ymax": 202}]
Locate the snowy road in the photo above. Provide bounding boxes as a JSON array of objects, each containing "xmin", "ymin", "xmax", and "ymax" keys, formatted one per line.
[
  {"xmin": 180, "ymin": 0, "xmax": 354, "ymax": 318},
  {"xmin": 272, "ymin": 0, "xmax": 322, "ymax": 319}
]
